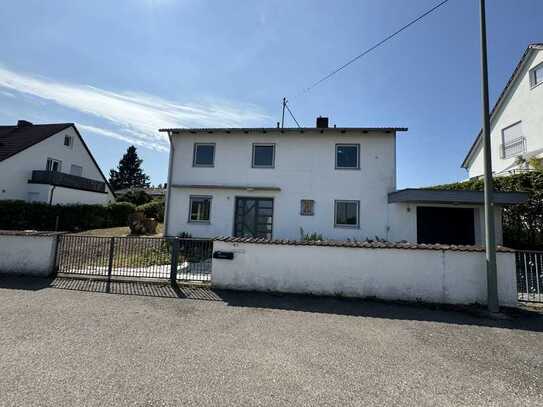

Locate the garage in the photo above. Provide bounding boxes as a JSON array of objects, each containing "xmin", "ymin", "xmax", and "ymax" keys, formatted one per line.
[{"xmin": 416, "ymin": 206, "xmax": 475, "ymax": 245}]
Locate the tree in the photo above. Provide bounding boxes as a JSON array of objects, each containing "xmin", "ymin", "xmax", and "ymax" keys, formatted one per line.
[{"xmin": 109, "ymin": 146, "xmax": 150, "ymax": 190}]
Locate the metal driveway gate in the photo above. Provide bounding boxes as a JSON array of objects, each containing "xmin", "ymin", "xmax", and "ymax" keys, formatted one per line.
[
  {"xmin": 516, "ymin": 250, "xmax": 543, "ymax": 303},
  {"xmin": 55, "ymin": 235, "xmax": 212, "ymax": 283}
]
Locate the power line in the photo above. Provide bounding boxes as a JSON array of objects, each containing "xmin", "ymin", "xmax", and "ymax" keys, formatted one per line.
[
  {"xmin": 285, "ymin": 100, "xmax": 301, "ymax": 128},
  {"xmin": 295, "ymin": 0, "xmax": 450, "ymax": 97}
]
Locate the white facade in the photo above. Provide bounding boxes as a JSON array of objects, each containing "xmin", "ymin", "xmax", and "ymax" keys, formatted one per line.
[
  {"xmin": 165, "ymin": 128, "xmax": 401, "ymax": 240},
  {"xmin": 0, "ymin": 125, "xmax": 115, "ymax": 204},
  {"xmin": 463, "ymin": 45, "xmax": 543, "ymax": 177},
  {"xmin": 164, "ymin": 127, "xmax": 512, "ymax": 244},
  {"xmin": 212, "ymin": 240, "xmax": 517, "ymax": 306}
]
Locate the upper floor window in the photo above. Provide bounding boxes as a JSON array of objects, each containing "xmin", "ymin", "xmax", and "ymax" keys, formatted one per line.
[
  {"xmin": 501, "ymin": 121, "xmax": 526, "ymax": 159},
  {"xmin": 193, "ymin": 143, "xmax": 215, "ymax": 167},
  {"xmin": 252, "ymin": 144, "xmax": 275, "ymax": 168},
  {"xmin": 70, "ymin": 164, "xmax": 83, "ymax": 177},
  {"xmin": 46, "ymin": 158, "xmax": 61, "ymax": 172},
  {"xmin": 334, "ymin": 200, "xmax": 360, "ymax": 228},
  {"xmin": 335, "ymin": 144, "xmax": 360, "ymax": 169},
  {"xmin": 529, "ymin": 62, "xmax": 543, "ymax": 88},
  {"xmin": 64, "ymin": 135, "xmax": 73, "ymax": 148}
]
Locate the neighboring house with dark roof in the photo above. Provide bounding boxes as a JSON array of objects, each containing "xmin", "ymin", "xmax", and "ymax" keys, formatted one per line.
[
  {"xmin": 0, "ymin": 120, "xmax": 115, "ymax": 204},
  {"xmin": 160, "ymin": 118, "xmax": 527, "ymax": 245},
  {"xmin": 462, "ymin": 43, "xmax": 543, "ymax": 177}
]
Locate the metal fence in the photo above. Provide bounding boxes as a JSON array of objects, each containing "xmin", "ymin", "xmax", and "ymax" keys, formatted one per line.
[
  {"xmin": 55, "ymin": 235, "xmax": 212, "ymax": 283},
  {"xmin": 516, "ymin": 250, "xmax": 543, "ymax": 303}
]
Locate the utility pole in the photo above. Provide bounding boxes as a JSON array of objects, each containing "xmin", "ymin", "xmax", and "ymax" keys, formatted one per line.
[
  {"xmin": 281, "ymin": 97, "xmax": 286, "ymax": 128},
  {"xmin": 479, "ymin": 0, "xmax": 499, "ymax": 313}
]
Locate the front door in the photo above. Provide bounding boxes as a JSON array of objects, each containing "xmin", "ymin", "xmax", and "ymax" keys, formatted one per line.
[{"xmin": 234, "ymin": 197, "xmax": 273, "ymax": 239}]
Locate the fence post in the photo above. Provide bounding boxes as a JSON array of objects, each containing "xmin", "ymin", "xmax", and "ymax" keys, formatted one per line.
[
  {"xmin": 106, "ymin": 237, "xmax": 115, "ymax": 292},
  {"xmin": 170, "ymin": 238, "xmax": 179, "ymax": 283}
]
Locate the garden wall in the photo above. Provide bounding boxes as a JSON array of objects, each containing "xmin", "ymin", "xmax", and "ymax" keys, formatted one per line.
[
  {"xmin": 0, "ymin": 231, "xmax": 61, "ymax": 276},
  {"xmin": 212, "ymin": 238, "xmax": 517, "ymax": 306}
]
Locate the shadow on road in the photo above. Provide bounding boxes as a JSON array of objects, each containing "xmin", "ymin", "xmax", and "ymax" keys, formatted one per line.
[{"xmin": 2, "ymin": 275, "xmax": 542, "ymax": 332}]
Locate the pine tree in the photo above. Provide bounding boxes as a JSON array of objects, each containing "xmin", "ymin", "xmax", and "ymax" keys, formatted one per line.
[{"xmin": 109, "ymin": 146, "xmax": 150, "ymax": 190}]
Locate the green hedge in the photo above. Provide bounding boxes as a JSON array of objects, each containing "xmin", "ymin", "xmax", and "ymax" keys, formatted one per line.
[
  {"xmin": 136, "ymin": 199, "xmax": 165, "ymax": 222},
  {"xmin": 0, "ymin": 200, "xmax": 136, "ymax": 232},
  {"xmin": 430, "ymin": 171, "xmax": 543, "ymax": 250}
]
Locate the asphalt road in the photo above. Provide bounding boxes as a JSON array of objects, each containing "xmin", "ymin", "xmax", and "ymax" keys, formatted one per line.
[{"xmin": 0, "ymin": 276, "xmax": 542, "ymax": 407}]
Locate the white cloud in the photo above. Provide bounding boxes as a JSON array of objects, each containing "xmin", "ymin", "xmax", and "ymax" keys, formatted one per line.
[{"xmin": 0, "ymin": 65, "xmax": 270, "ymax": 150}]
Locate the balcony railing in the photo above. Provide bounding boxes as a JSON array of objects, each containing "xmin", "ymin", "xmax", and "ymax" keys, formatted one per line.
[
  {"xmin": 29, "ymin": 170, "xmax": 106, "ymax": 193},
  {"xmin": 501, "ymin": 137, "xmax": 527, "ymax": 159}
]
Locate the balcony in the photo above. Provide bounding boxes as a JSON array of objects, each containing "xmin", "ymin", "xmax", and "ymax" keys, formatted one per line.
[{"xmin": 29, "ymin": 170, "xmax": 106, "ymax": 193}]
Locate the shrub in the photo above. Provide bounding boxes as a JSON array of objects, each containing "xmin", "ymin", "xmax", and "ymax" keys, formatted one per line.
[
  {"xmin": 136, "ymin": 199, "xmax": 165, "ymax": 222},
  {"xmin": 107, "ymin": 202, "xmax": 137, "ymax": 226},
  {"xmin": 0, "ymin": 199, "xmax": 136, "ymax": 232},
  {"xmin": 117, "ymin": 189, "xmax": 152, "ymax": 206}
]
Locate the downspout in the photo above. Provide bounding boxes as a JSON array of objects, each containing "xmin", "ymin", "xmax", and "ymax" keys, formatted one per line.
[
  {"xmin": 163, "ymin": 131, "xmax": 175, "ymax": 237},
  {"xmin": 49, "ymin": 185, "xmax": 56, "ymax": 205}
]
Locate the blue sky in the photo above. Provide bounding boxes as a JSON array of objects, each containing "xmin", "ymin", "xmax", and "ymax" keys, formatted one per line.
[{"xmin": 0, "ymin": 0, "xmax": 541, "ymax": 187}]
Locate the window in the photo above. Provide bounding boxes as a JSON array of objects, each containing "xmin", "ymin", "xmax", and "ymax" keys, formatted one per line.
[
  {"xmin": 70, "ymin": 164, "xmax": 83, "ymax": 177},
  {"xmin": 335, "ymin": 144, "xmax": 360, "ymax": 169},
  {"xmin": 189, "ymin": 196, "xmax": 212, "ymax": 222},
  {"xmin": 64, "ymin": 135, "xmax": 73, "ymax": 148},
  {"xmin": 193, "ymin": 143, "xmax": 215, "ymax": 167},
  {"xmin": 300, "ymin": 199, "xmax": 314, "ymax": 216},
  {"xmin": 252, "ymin": 144, "xmax": 275, "ymax": 168},
  {"xmin": 501, "ymin": 122, "xmax": 526, "ymax": 159},
  {"xmin": 46, "ymin": 158, "xmax": 61, "ymax": 172},
  {"xmin": 334, "ymin": 200, "xmax": 359, "ymax": 228},
  {"xmin": 529, "ymin": 62, "xmax": 543, "ymax": 88}
]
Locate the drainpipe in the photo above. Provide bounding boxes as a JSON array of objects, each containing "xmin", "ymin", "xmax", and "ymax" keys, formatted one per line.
[
  {"xmin": 49, "ymin": 185, "xmax": 56, "ymax": 205},
  {"xmin": 164, "ymin": 131, "xmax": 175, "ymax": 237}
]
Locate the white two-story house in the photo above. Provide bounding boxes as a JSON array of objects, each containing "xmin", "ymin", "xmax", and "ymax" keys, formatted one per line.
[
  {"xmin": 462, "ymin": 43, "xmax": 543, "ymax": 177},
  {"xmin": 161, "ymin": 118, "xmax": 526, "ymax": 244},
  {"xmin": 0, "ymin": 121, "xmax": 115, "ymax": 204}
]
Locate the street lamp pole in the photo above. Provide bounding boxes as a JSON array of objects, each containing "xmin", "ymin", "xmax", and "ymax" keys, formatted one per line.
[{"xmin": 479, "ymin": 0, "xmax": 499, "ymax": 312}]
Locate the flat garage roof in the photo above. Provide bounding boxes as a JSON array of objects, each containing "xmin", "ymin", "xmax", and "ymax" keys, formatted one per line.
[{"xmin": 388, "ymin": 189, "xmax": 528, "ymax": 206}]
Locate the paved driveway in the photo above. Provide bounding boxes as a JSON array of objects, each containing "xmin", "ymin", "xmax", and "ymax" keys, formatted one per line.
[{"xmin": 0, "ymin": 276, "xmax": 542, "ymax": 407}]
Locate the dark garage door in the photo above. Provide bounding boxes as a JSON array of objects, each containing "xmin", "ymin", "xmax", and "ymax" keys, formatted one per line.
[{"xmin": 417, "ymin": 207, "xmax": 475, "ymax": 245}]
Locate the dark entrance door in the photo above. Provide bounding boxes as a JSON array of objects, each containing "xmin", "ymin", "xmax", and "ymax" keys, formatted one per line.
[
  {"xmin": 417, "ymin": 207, "xmax": 475, "ymax": 245},
  {"xmin": 234, "ymin": 197, "xmax": 273, "ymax": 239}
]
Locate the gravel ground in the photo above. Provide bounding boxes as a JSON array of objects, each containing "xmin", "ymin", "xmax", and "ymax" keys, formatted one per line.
[{"xmin": 0, "ymin": 276, "xmax": 542, "ymax": 407}]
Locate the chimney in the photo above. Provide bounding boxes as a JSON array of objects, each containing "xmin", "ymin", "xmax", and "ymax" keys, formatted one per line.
[
  {"xmin": 17, "ymin": 120, "xmax": 33, "ymax": 128},
  {"xmin": 316, "ymin": 116, "xmax": 329, "ymax": 129}
]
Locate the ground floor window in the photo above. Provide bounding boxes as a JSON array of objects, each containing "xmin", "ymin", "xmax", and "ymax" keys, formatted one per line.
[
  {"xmin": 189, "ymin": 196, "xmax": 212, "ymax": 222},
  {"xmin": 300, "ymin": 199, "xmax": 314, "ymax": 216},
  {"xmin": 334, "ymin": 200, "xmax": 359, "ymax": 228}
]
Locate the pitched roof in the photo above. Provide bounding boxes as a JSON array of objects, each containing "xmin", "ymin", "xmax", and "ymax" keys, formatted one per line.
[
  {"xmin": 0, "ymin": 122, "xmax": 73, "ymax": 161},
  {"xmin": 461, "ymin": 43, "xmax": 543, "ymax": 169}
]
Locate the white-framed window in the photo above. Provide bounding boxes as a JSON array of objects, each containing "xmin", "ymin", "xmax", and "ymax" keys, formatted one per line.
[
  {"xmin": 46, "ymin": 158, "xmax": 62, "ymax": 172},
  {"xmin": 252, "ymin": 143, "xmax": 275, "ymax": 168},
  {"xmin": 334, "ymin": 200, "xmax": 360, "ymax": 228},
  {"xmin": 300, "ymin": 199, "xmax": 314, "ymax": 216},
  {"xmin": 70, "ymin": 164, "xmax": 83, "ymax": 177},
  {"xmin": 193, "ymin": 143, "xmax": 215, "ymax": 167},
  {"xmin": 188, "ymin": 195, "xmax": 212, "ymax": 223},
  {"xmin": 529, "ymin": 62, "xmax": 543, "ymax": 88},
  {"xmin": 335, "ymin": 144, "xmax": 360, "ymax": 169},
  {"xmin": 501, "ymin": 121, "xmax": 526, "ymax": 159},
  {"xmin": 64, "ymin": 135, "xmax": 73, "ymax": 148}
]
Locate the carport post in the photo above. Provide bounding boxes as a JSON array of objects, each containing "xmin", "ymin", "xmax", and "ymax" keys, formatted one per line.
[
  {"xmin": 170, "ymin": 238, "xmax": 179, "ymax": 283},
  {"xmin": 479, "ymin": 0, "xmax": 499, "ymax": 312}
]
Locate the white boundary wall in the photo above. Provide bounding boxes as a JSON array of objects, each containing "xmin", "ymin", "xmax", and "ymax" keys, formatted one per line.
[
  {"xmin": 0, "ymin": 233, "xmax": 60, "ymax": 276},
  {"xmin": 212, "ymin": 241, "xmax": 517, "ymax": 306}
]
